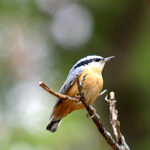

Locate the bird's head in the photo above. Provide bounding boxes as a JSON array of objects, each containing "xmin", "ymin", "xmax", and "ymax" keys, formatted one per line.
[{"xmin": 73, "ymin": 55, "xmax": 115, "ymax": 73}]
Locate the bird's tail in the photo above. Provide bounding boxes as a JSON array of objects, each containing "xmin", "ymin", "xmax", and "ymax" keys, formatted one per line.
[{"xmin": 46, "ymin": 117, "xmax": 62, "ymax": 133}]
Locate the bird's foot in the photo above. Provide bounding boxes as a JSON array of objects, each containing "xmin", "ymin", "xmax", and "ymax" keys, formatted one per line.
[{"xmin": 86, "ymin": 106, "xmax": 96, "ymax": 119}]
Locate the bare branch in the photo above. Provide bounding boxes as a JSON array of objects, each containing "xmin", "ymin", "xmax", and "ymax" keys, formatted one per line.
[
  {"xmin": 99, "ymin": 89, "xmax": 108, "ymax": 96},
  {"xmin": 105, "ymin": 92, "xmax": 130, "ymax": 150},
  {"xmin": 39, "ymin": 81, "xmax": 79, "ymax": 102}
]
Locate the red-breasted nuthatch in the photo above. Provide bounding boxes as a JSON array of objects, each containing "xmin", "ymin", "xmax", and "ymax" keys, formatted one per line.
[{"xmin": 46, "ymin": 55, "xmax": 115, "ymax": 132}]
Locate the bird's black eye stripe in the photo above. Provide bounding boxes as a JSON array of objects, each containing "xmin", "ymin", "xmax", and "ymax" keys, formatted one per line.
[
  {"xmin": 74, "ymin": 58, "xmax": 101, "ymax": 69},
  {"xmin": 95, "ymin": 58, "xmax": 101, "ymax": 62}
]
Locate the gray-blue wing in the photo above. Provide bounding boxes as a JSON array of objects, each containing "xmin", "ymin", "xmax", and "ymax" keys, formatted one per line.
[
  {"xmin": 49, "ymin": 67, "xmax": 83, "ymax": 119},
  {"xmin": 59, "ymin": 67, "xmax": 83, "ymax": 95}
]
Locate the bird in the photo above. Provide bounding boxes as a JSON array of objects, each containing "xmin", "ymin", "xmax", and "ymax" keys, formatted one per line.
[{"xmin": 46, "ymin": 55, "xmax": 115, "ymax": 132}]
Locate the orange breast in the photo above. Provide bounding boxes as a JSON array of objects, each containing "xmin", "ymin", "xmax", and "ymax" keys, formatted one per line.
[{"xmin": 54, "ymin": 66, "xmax": 103, "ymax": 119}]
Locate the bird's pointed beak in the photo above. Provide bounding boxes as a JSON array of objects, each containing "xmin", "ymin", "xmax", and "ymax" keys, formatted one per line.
[{"xmin": 104, "ymin": 56, "xmax": 115, "ymax": 62}]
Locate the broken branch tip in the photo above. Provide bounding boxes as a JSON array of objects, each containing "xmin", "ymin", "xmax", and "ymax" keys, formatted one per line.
[{"xmin": 39, "ymin": 81, "xmax": 43, "ymax": 85}]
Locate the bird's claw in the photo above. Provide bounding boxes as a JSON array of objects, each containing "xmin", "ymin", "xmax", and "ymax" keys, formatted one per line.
[{"xmin": 86, "ymin": 107, "xmax": 96, "ymax": 119}]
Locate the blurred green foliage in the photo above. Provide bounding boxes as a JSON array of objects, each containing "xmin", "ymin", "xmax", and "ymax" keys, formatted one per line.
[{"xmin": 0, "ymin": 0, "xmax": 150, "ymax": 150}]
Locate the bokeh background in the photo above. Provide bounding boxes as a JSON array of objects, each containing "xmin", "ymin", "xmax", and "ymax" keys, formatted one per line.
[{"xmin": 0, "ymin": 0, "xmax": 150, "ymax": 150}]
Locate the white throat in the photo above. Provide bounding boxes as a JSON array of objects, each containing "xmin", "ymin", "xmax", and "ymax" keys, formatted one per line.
[{"xmin": 83, "ymin": 62, "xmax": 105, "ymax": 71}]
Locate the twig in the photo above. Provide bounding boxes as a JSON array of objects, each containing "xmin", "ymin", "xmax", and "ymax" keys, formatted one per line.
[
  {"xmin": 39, "ymin": 81, "xmax": 79, "ymax": 102},
  {"xmin": 105, "ymin": 92, "xmax": 130, "ymax": 150},
  {"xmin": 99, "ymin": 89, "xmax": 108, "ymax": 96}
]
